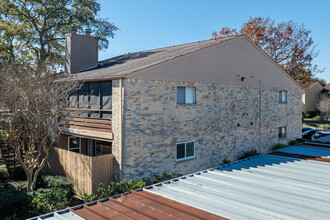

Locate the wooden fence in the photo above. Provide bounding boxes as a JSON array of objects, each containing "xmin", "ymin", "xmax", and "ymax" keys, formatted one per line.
[{"xmin": 44, "ymin": 147, "xmax": 113, "ymax": 194}]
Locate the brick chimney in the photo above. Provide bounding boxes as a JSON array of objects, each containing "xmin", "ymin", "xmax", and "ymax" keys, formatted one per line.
[{"xmin": 65, "ymin": 27, "xmax": 99, "ymax": 74}]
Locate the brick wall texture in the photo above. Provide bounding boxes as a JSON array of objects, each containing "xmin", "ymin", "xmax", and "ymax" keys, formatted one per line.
[
  {"xmin": 111, "ymin": 80, "xmax": 123, "ymax": 181},
  {"xmin": 121, "ymin": 79, "xmax": 302, "ymax": 180}
]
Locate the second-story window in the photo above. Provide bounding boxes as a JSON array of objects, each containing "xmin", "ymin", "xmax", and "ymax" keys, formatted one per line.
[
  {"xmin": 177, "ymin": 87, "xmax": 196, "ymax": 104},
  {"xmin": 69, "ymin": 81, "xmax": 112, "ymax": 119},
  {"xmin": 279, "ymin": 90, "xmax": 287, "ymax": 103},
  {"xmin": 278, "ymin": 126, "xmax": 287, "ymax": 139}
]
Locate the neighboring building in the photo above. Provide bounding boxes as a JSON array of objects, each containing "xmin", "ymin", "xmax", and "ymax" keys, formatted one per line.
[
  {"xmin": 302, "ymin": 82, "xmax": 323, "ymax": 113},
  {"xmin": 320, "ymin": 83, "xmax": 330, "ymax": 100},
  {"xmin": 48, "ymin": 29, "xmax": 302, "ymax": 191}
]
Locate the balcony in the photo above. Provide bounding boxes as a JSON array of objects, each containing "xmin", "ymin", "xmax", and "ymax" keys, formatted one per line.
[{"xmin": 59, "ymin": 117, "xmax": 113, "ymax": 141}]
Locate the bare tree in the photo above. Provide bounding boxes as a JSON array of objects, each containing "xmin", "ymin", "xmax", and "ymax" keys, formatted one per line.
[
  {"xmin": 317, "ymin": 97, "xmax": 330, "ymax": 121},
  {"xmin": 0, "ymin": 63, "xmax": 80, "ymax": 192}
]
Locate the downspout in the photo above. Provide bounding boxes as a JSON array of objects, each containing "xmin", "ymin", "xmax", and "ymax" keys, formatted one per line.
[
  {"xmin": 119, "ymin": 78, "xmax": 124, "ymax": 180},
  {"xmin": 259, "ymin": 79, "xmax": 262, "ymax": 152}
]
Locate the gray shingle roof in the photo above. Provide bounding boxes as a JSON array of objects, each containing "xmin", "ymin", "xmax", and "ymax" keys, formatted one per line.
[{"xmin": 72, "ymin": 36, "xmax": 240, "ymax": 81}]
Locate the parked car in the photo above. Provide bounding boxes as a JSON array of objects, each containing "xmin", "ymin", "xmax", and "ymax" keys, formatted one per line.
[
  {"xmin": 302, "ymin": 129, "xmax": 320, "ymax": 140},
  {"xmin": 302, "ymin": 127, "xmax": 313, "ymax": 133}
]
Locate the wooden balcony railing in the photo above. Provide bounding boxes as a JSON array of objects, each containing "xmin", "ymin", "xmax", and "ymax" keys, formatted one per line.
[{"xmin": 67, "ymin": 117, "xmax": 112, "ymax": 133}]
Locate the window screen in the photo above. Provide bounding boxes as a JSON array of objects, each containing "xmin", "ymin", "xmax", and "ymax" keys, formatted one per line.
[
  {"xmin": 176, "ymin": 141, "xmax": 195, "ymax": 160},
  {"xmin": 89, "ymin": 82, "xmax": 100, "ymax": 109},
  {"xmin": 186, "ymin": 142, "xmax": 195, "ymax": 157},
  {"xmin": 69, "ymin": 91, "xmax": 77, "ymax": 108},
  {"xmin": 70, "ymin": 81, "xmax": 112, "ymax": 119},
  {"xmin": 177, "ymin": 87, "xmax": 185, "ymax": 104},
  {"xmin": 177, "ymin": 87, "xmax": 196, "ymax": 104},
  {"xmin": 79, "ymin": 83, "xmax": 88, "ymax": 108},
  {"xmin": 68, "ymin": 137, "xmax": 80, "ymax": 153},
  {"xmin": 279, "ymin": 91, "xmax": 287, "ymax": 103},
  {"xmin": 101, "ymin": 81, "xmax": 112, "ymax": 110},
  {"xmin": 278, "ymin": 126, "xmax": 287, "ymax": 138},
  {"xmin": 176, "ymin": 143, "xmax": 185, "ymax": 160},
  {"xmin": 185, "ymin": 88, "xmax": 195, "ymax": 104}
]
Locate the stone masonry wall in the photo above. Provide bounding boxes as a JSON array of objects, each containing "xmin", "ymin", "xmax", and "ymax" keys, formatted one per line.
[{"xmin": 122, "ymin": 79, "xmax": 301, "ymax": 180}]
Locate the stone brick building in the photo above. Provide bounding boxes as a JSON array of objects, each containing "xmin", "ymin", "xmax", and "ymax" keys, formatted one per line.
[{"xmin": 56, "ymin": 30, "xmax": 302, "ymax": 182}]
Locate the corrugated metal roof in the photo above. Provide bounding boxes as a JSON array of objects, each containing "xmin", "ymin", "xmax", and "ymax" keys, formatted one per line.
[
  {"xmin": 29, "ymin": 141, "xmax": 330, "ymax": 220},
  {"xmin": 29, "ymin": 190, "xmax": 226, "ymax": 220},
  {"xmin": 147, "ymin": 143, "xmax": 330, "ymax": 220},
  {"xmin": 27, "ymin": 209, "xmax": 84, "ymax": 220},
  {"xmin": 70, "ymin": 190, "xmax": 225, "ymax": 220},
  {"xmin": 72, "ymin": 36, "xmax": 239, "ymax": 81}
]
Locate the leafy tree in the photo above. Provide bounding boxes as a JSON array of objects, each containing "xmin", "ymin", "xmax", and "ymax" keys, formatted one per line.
[
  {"xmin": 0, "ymin": 0, "xmax": 117, "ymax": 69},
  {"xmin": 318, "ymin": 97, "xmax": 330, "ymax": 120},
  {"xmin": 312, "ymin": 77, "xmax": 327, "ymax": 87},
  {"xmin": 212, "ymin": 17, "xmax": 320, "ymax": 88},
  {"xmin": 0, "ymin": 63, "xmax": 80, "ymax": 192}
]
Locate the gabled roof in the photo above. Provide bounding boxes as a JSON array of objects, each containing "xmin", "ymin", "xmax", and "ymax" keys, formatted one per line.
[{"xmin": 72, "ymin": 36, "xmax": 239, "ymax": 81}]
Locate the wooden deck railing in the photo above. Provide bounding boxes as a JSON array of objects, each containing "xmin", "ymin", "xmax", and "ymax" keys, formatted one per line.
[
  {"xmin": 45, "ymin": 147, "xmax": 114, "ymax": 194},
  {"xmin": 67, "ymin": 117, "xmax": 112, "ymax": 133}
]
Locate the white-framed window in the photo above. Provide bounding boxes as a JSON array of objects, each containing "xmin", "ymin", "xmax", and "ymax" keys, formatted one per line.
[
  {"xmin": 278, "ymin": 126, "xmax": 287, "ymax": 139},
  {"xmin": 279, "ymin": 90, "xmax": 287, "ymax": 103},
  {"xmin": 176, "ymin": 141, "xmax": 195, "ymax": 161},
  {"xmin": 68, "ymin": 137, "xmax": 80, "ymax": 153},
  {"xmin": 177, "ymin": 87, "xmax": 196, "ymax": 104}
]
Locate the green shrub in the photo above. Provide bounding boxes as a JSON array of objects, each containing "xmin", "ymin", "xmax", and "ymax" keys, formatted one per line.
[
  {"xmin": 143, "ymin": 172, "xmax": 182, "ymax": 185},
  {"xmin": 272, "ymin": 143, "xmax": 288, "ymax": 150},
  {"xmin": 238, "ymin": 150, "xmax": 260, "ymax": 160},
  {"xmin": 288, "ymin": 140, "xmax": 298, "ymax": 145},
  {"xmin": 81, "ymin": 192, "xmax": 97, "ymax": 203},
  {"xmin": 220, "ymin": 157, "xmax": 231, "ymax": 165},
  {"xmin": 154, "ymin": 172, "xmax": 181, "ymax": 182},
  {"xmin": 303, "ymin": 111, "xmax": 319, "ymax": 119},
  {"xmin": 28, "ymin": 187, "xmax": 71, "ymax": 216},
  {"xmin": 319, "ymin": 124, "xmax": 330, "ymax": 130},
  {"xmin": 312, "ymin": 115, "xmax": 321, "ymax": 121},
  {"xmin": 36, "ymin": 174, "xmax": 73, "ymax": 196},
  {"xmin": 288, "ymin": 138, "xmax": 307, "ymax": 146},
  {"xmin": 11, "ymin": 167, "xmax": 26, "ymax": 181},
  {"xmin": 5, "ymin": 181, "xmax": 27, "ymax": 193},
  {"xmin": 98, "ymin": 180, "xmax": 146, "ymax": 199},
  {"xmin": 0, "ymin": 169, "xmax": 9, "ymax": 181},
  {"xmin": 0, "ymin": 187, "xmax": 31, "ymax": 219},
  {"xmin": 82, "ymin": 172, "xmax": 181, "ymax": 203}
]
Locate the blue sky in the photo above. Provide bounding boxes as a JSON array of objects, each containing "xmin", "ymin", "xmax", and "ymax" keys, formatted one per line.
[{"xmin": 98, "ymin": 0, "xmax": 330, "ymax": 82}]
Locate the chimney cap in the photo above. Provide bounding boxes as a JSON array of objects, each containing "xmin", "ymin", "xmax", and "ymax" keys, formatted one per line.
[{"xmin": 85, "ymin": 28, "xmax": 91, "ymax": 36}]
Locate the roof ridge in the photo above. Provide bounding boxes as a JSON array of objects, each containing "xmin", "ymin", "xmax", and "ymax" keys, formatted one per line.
[{"xmin": 97, "ymin": 35, "xmax": 241, "ymax": 64}]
